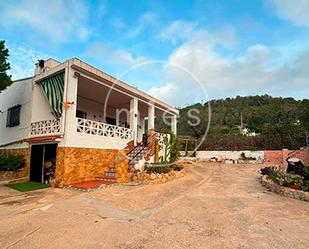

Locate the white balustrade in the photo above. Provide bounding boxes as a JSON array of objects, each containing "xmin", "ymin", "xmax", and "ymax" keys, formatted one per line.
[
  {"xmin": 155, "ymin": 132, "xmax": 170, "ymax": 146},
  {"xmin": 30, "ymin": 119, "xmax": 61, "ymax": 136},
  {"xmin": 76, "ymin": 118, "xmax": 134, "ymax": 140}
]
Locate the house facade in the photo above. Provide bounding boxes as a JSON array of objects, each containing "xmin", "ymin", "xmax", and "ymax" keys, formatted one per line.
[{"xmin": 0, "ymin": 58, "xmax": 178, "ymax": 187}]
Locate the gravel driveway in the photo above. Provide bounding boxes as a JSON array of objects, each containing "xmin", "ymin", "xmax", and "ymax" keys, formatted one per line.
[{"xmin": 0, "ymin": 162, "xmax": 308, "ymax": 249}]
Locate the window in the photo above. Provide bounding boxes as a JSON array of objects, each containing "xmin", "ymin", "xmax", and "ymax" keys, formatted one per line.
[{"xmin": 6, "ymin": 105, "xmax": 21, "ymax": 127}]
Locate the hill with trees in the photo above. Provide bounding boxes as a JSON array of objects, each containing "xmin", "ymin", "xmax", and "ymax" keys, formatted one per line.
[{"xmin": 157, "ymin": 95, "xmax": 309, "ymax": 150}]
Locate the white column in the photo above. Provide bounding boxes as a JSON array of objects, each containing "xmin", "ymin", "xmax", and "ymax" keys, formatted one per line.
[
  {"xmin": 171, "ymin": 115, "xmax": 177, "ymax": 135},
  {"xmin": 116, "ymin": 108, "xmax": 120, "ymax": 126},
  {"xmin": 148, "ymin": 103, "xmax": 155, "ymax": 131},
  {"xmin": 130, "ymin": 98, "xmax": 138, "ymax": 144},
  {"xmin": 137, "ymin": 117, "xmax": 146, "ymax": 143},
  {"xmin": 141, "ymin": 118, "xmax": 145, "ymax": 134},
  {"xmin": 62, "ymin": 65, "xmax": 78, "ymax": 146}
]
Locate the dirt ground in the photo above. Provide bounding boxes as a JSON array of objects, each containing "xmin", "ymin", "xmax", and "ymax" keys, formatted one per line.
[{"xmin": 0, "ymin": 162, "xmax": 309, "ymax": 249}]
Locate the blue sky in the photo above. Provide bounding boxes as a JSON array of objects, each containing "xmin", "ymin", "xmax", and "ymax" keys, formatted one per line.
[{"xmin": 0, "ymin": 0, "xmax": 308, "ymax": 106}]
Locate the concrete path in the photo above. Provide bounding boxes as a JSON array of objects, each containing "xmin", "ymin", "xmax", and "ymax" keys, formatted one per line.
[{"xmin": 0, "ymin": 163, "xmax": 308, "ymax": 249}]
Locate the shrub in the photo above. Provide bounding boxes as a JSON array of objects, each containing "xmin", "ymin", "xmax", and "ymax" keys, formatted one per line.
[
  {"xmin": 301, "ymin": 166, "xmax": 309, "ymax": 180},
  {"xmin": 169, "ymin": 134, "xmax": 180, "ymax": 163},
  {"xmin": 270, "ymin": 172, "xmax": 303, "ymax": 187},
  {"xmin": 260, "ymin": 166, "xmax": 276, "ymax": 175},
  {"xmin": 0, "ymin": 152, "xmax": 25, "ymax": 171},
  {"xmin": 302, "ymin": 180, "xmax": 309, "ymax": 192},
  {"xmin": 240, "ymin": 152, "xmax": 256, "ymax": 161},
  {"xmin": 145, "ymin": 164, "xmax": 174, "ymax": 174}
]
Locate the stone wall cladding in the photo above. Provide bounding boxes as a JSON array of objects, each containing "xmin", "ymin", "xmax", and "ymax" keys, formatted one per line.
[
  {"xmin": 261, "ymin": 175, "xmax": 309, "ymax": 202},
  {"xmin": 55, "ymin": 147, "xmax": 128, "ymax": 187},
  {"xmin": 0, "ymin": 148, "xmax": 30, "ymax": 183}
]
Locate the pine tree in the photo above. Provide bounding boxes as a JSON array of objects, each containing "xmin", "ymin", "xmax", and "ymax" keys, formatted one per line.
[{"xmin": 0, "ymin": 40, "xmax": 12, "ymax": 92}]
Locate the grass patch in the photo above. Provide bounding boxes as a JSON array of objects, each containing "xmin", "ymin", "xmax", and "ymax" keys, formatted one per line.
[{"xmin": 6, "ymin": 181, "xmax": 49, "ymax": 192}]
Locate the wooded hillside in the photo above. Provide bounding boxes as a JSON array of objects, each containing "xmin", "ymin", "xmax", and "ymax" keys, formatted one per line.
[{"xmin": 158, "ymin": 95, "xmax": 309, "ymax": 150}]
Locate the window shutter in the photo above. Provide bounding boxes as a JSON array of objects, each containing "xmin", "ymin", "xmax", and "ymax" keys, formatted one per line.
[{"xmin": 6, "ymin": 105, "xmax": 21, "ymax": 127}]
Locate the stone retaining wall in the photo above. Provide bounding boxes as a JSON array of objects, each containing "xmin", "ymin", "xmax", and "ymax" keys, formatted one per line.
[
  {"xmin": 55, "ymin": 147, "xmax": 128, "ymax": 187},
  {"xmin": 0, "ymin": 147, "xmax": 30, "ymax": 184},
  {"xmin": 261, "ymin": 175, "xmax": 309, "ymax": 202},
  {"xmin": 127, "ymin": 169, "xmax": 185, "ymax": 184}
]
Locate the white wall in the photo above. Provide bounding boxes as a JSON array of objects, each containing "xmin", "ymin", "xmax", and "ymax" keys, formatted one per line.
[
  {"xmin": 0, "ymin": 78, "xmax": 33, "ymax": 147},
  {"xmin": 180, "ymin": 150, "xmax": 264, "ymax": 161},
  {"xmin": 31, "ymin": 82, "xmax": 55, "ymax": 122},
  {"xmin": 60, "ymin": 67, "xmax": 130, "ymax": 149},
  {"xmin": 77, "ymin": 96, "xmax": 116, "ymax": 122}
]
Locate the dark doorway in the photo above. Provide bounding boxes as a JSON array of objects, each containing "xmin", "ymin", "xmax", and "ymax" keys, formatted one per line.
[
  {"xmin": 30, "ymin": 145, "xmax": 44, "ymax": 183},
  {"xmin": 30, "ymin": 144, "xmax": 57, "ymax": 184}
]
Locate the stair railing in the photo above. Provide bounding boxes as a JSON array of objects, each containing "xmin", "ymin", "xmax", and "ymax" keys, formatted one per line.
[{"xmin": 128, "ymin": 142, "xmax": 149, "ymax": 164}]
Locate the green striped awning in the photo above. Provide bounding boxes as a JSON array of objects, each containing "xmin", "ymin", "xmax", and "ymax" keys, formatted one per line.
[{"xmin": 40, "ymin": 72, "xmax": 64, "ymax": 118}]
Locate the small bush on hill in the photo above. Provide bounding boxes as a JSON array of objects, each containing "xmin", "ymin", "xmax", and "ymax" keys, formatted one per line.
[{"xmin": 0, "ymin": 152, "xmax": 25, "ymax": 171}]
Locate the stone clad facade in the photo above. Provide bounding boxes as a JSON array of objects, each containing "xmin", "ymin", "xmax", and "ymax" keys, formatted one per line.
[{"xmin": 55, "ymin": 147, "xmax": 128, "ymax": 187}]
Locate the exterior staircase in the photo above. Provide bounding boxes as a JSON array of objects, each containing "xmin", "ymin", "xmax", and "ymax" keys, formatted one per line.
[
  {"xmin": 63, "ymin": 168, "xmax": 116, "ymax": 192},
  {"xmin": 95, "ymin": 167, "xmax": 116, "ymax": 183},
  {"xmin": 126, "ymin": 142, "xmax": 149, "ymax": 170}
]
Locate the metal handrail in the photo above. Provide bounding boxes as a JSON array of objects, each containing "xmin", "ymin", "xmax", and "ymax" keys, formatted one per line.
[{"xmin": 128, "ymin": 143, "xmax": 149, "ymax": 164}]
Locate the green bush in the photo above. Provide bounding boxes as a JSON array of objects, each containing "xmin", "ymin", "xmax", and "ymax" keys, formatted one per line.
[
  {"xmin": 302, "ymin": 180, "xmax": 309, "ymax": 192},
  {"xmin": 301, "ymin": 166, "xmax": 309, "ymax": 180},
  {"xmin": 145, "ymin": 164, "xmax": 173, "ymax": 174},
  {"xmin": 260, "ymin": 166, "xmax": 276, "ymax": 175},
  {"xmin": 0, "ymin": 152, "xmax": 25, "ymax": 171},
  {"xmin": 240, "ymin": 152, "xmax": 256, "ymax": 161},
  {"xmin": 270, "ymin": 172, "xmax": 303, "ymax": 187}
]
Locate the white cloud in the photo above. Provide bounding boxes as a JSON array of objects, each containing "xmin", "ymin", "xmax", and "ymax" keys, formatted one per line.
[
  {"xmin": 160, "ymin": 20, "xmax": 237, "ymax": 48},
  {"xmin": 127, "ymin": 12, "xmax": 158, "ymax": 38},
  {"xmin": 7, "ymin": 43, "xmax": 49, "ymax": 80},
  {"xmin": 84, "ymin": 43, "xmax": 145, "ymax": 67},
  {"xmin": 146, "ymin": 32, "xmax": 309, "ymax": 106},
  {"xmin": 160, "ymin": 20, "xmax": 197, "ymax": 44},
  {"xmin": 271, "ymin": 0, "xmax": 309, "ymax": 27},
  {"xmin": 0, "ymin": 0, "xmax": 91, "ymax": 42},
  {"xmin": 148, "ymin": 83, "xmax": 182, "ymax": 104}
]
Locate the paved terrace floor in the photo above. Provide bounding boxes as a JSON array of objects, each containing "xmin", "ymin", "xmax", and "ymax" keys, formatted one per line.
[{"xmin": 0, "ymin": 162, "xmax": 308, "ymax": 249}]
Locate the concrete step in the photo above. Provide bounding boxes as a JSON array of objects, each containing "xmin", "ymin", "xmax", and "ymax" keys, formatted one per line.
[{"xmin": 95, "ymin": 175, "xmax": 116, "ymax": 182}]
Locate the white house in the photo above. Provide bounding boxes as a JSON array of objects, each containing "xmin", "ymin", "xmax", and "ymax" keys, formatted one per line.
[{"xmin": 0, "ymin": 58, "xmax": 178, "ymax": 187}]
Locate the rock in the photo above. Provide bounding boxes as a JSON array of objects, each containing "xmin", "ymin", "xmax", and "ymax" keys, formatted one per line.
[
  {"xmin": 217, "ymin": 156, "xmax": 223, "ymax": 162},
  {"xmin": 150, "ymin": 173, "xmax": 156, "ymax": 180}
]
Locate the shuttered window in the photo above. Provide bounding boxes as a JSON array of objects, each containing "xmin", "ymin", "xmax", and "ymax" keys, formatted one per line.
[{"xmin": 6, "ymin": 105, "xmax": 21, "ymax": 127}]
